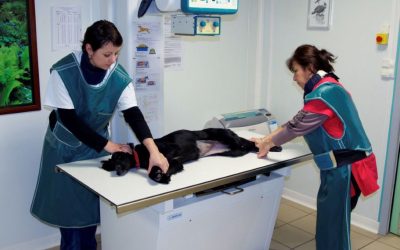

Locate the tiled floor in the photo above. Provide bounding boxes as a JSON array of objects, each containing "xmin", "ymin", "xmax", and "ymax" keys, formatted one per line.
[
  {"xmin": 48, "ymin": 198, "xmax": 400, "ymax": 250},
  {"xmin": 47, "ymin": 235, "xmax": 101, "ymax": 250},
  {"xmin": 271, "ymin": 198, "xmax": 400, "ymax": 250}
]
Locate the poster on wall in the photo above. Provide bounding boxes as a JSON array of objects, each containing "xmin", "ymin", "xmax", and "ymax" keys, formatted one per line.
[
  {"xmin": 133, "ymin": 16, "xmax": 164, "ymax": 137},
  {"xmin": 307, "ymin": 0, "xmax": 332, "ymax": 30},
  {"xmin": 163, "ymin": 15, "xmax": 182, "ymax": 70},
  {"xmin": 51, "ymin": 5, "xmax": 82, "ymax": 51}
]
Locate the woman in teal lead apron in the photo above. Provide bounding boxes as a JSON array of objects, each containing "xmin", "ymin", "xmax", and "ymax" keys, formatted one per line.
[
  {"xmin": 251, "ymin": 44, "xmax": 379, "ymax": 250},
  {"xmin": 31, "ymin": 20, "xmax": 169, "ymax": 250}
]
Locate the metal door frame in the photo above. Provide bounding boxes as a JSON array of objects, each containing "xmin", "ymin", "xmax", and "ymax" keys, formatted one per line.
[{"xmin": 379, "ymin": 26, "xmax": 400, "ymax": 234}]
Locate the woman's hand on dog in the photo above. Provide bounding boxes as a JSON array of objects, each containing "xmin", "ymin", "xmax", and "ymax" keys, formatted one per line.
[
  {"xmin": 148, "ymin": 152, "xmax": 169, "ymax": 174},
  {"xmin": 104, "ymin": 141, "xmax": 133, "ymax": 154},
  {"xmin": 142, "ymin": 138, "xmax": 169, "ymax": 174},
  {"xmin": 250, "ymin": 136, "xmax": 275, "ymax": 158}
]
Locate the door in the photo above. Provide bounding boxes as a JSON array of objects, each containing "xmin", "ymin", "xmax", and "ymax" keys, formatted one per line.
[
  {"xmin": 390, "ymin": 157, "xmax": 400, "ymax": 235},
  {"xmin": 379, "ymin": 17, "xmax": 400, "ymax": 234}
]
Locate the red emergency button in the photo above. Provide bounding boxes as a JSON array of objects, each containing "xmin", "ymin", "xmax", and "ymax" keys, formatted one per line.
[{"xmin": 376, "ymin": 33, "xmax": 388, "ymax": 45}]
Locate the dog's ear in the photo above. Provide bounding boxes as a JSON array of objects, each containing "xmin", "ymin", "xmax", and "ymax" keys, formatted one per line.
[
  {"xmin": 101, "ymin": 152, "xmax": 134, "ymax": 176},
  {"xmin": 101, "ymin": 159, "xmax": 116, "ymax": 172}
]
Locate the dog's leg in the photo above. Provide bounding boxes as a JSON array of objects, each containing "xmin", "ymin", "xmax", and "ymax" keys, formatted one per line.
[
  {"xmin": 148, "ymin": 159, "xmax": 184, "ymax": 184},
  {"xmin": 148, "ymin": 166, "xmax": 171, "ymax": 184},
  {"xmin": 195, "ymin": 128, "xmax": 259, "ymax": 156},
  {"xmin": 195, "ymin": 128, "xmax": 243, "ymax": 146},
  {"xmin": 166, "ymin": 159, "xmax": 184, "ymax": 175}
]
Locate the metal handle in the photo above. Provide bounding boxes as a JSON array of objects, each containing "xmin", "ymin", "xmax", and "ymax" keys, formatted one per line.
[{"xmin": 221, "ymin": 186, "xmax": 244, "ymax": 195}]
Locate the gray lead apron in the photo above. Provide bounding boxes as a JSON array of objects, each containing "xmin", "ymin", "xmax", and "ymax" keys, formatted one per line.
[{"xmin": 31, "ymin": 53, "xmax": 131, "ymax": 227}]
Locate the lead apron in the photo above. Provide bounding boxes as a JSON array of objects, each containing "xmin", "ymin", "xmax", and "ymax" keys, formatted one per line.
[
  {"xmin": 31, "ymin": 53, "xmax": 131, "ymax": 227},
  {"xmin": 303, "ymin": 81, "xmax": 373, "ymax": 250}
]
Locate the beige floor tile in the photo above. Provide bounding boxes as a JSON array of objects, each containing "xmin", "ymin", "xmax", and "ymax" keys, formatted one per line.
[
  {"xmin": 351, "ymin": 231, "xmax": 376, "ymax": 250},
  {"xmin": 360, "ymin": 241, "xmax": 399, "ymax": 250},
  {"xmin": 277, "ymin": 203, "xmax": 309, "ymax": 223},
  {"xmin": 377, "ymin": 233, "xmax": 400, "ymax": 249},
  {"xmin": 272, "ymin": 224, "xmax": 314, "ymax": 249},
  {"xmin": 290, "ymin": 214, "xmax": 317, "ymax": 235},
  {"xmin": 269, "ymin": 239, "xmax": 290, "ymax": 250},
  {"xmin": 294, "ymin": 239, "xmax": 316, "ymax": 250},
  {"xmin": 275, "ymin": 200, "xmax": 400, "ymax": 250},
  {"xmin": 274, "ymin": 219, "xmax": 286, "ymax": 228}
]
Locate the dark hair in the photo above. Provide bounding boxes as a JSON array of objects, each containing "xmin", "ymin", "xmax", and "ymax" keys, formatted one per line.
[
  {"xmin": 286, "ymin": 44, "xmax": 336, "ymax": 73},
  {"xmin": 81, "ymin": 20, "xmax": 123, "ymax": 52}
]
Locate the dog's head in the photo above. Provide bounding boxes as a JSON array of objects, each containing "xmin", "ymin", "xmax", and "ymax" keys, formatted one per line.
[{"xmin": 101, "ymin": 152, "xmax": 134, "ymax": 176}]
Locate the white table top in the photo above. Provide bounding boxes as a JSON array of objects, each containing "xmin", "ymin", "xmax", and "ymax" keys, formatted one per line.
[{"xmin": 57, "ymin": 131, "xmax": 312, "ymax": 213}]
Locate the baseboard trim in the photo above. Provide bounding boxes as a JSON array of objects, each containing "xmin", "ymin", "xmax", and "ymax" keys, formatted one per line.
[
  {"xmin": 1, "ymin": 227, "xmax": 101, "ymax": 250},
  {"xmin": 351, "ymin": 213, "xmax": 380, "ymax": 234},
  {"xmin": 0, "ymin": 233, "xmax": 60, "ymax": 250},
  {"xmin": 282, "ymin": 188, "xmax": 380, "ymax": 234},
  {"xmin": 282, "ymin": 187, "xmax": 317, "ymax": 210}
]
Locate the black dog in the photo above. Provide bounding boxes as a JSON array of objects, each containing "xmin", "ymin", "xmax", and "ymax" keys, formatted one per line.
[{"xmin": 101, "ymin": 128, "xmax": 282, "ymax": 184}]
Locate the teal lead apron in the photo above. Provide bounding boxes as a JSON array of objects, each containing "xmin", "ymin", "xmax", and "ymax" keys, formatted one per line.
[
  {"xmin": 304, "ymin": 80, "xmax": 372, "ymax": 250},
  {"xmin": 31, "ymin": 53, "xmax": 131, "ymax": 227}
]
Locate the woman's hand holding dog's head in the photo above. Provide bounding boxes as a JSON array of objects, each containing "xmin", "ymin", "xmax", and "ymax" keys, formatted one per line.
[{"xmin": 104, "ymin": 141, "xmax": 132, "ymax": 154}]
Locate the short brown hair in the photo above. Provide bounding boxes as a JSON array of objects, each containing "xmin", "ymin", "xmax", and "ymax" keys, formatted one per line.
[
  {"xmin": 286, "ymin": 44, "xmax": 336, "ymax": 73},
  {"xmin": 81, "ymin": 20, "xmax": 123, "ymax": 53}
]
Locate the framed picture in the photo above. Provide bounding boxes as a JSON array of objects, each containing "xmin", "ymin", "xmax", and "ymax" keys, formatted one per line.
[
  {"xmin": 0, "ymin": 0, "xmax": 40, "ymax": 115},
  {"xmin": 307, "ymin": 0, "xmax": 332, "ymax": 30}
]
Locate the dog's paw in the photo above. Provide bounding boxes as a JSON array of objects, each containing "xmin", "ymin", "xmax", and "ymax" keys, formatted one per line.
[
  {"xmin": 270, "ymin": 146, "xmax": 283, "ymax": 152},
  {"xmin": 149, "ymin": 166, "xmax": 171, "ymax": 184}
]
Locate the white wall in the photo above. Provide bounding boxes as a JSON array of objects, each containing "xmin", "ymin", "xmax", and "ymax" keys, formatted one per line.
[
  {"xmin": 1, "ymin": 0, "xmax": 398, "ymax": 248},
  {"xmin": 261, "ymin": 0, "xmax": 399, "ymax": 233},
  {"xmin": 0, "ymin": 1, "xmax": 110, "ymax": 249},
  {"xmin": 163, "ymin": 2, "xmax": 260, "ymax": 132},
  {"xmin": 113, "ymin": 0, "xmax": 261, "ymax": 135},
  {"xmin": 0, "ymin": 0, "xmax": 260, "ymax": 249}
]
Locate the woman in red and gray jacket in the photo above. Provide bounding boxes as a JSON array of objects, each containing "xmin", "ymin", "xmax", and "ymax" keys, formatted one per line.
[{"xmin": 252, "ymin": 44, "xmax": 379, "ymax": 250}]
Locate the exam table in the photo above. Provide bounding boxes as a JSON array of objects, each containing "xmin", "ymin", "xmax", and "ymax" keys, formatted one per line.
[{"xmin": 57, "ymin": 130, "xmax": 312, "ymax": 250}]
